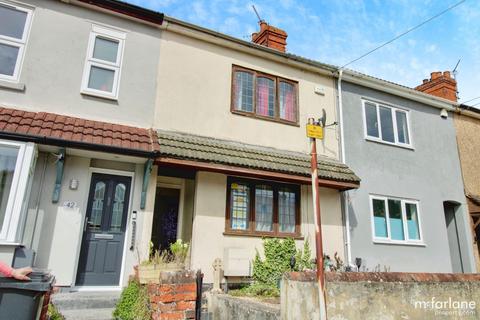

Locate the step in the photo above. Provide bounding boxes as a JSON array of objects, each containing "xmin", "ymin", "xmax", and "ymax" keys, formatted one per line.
[
  {"xmin": 51, "ymin": 291, "xmax": 121, "ymax": 310},
  {"xmin": 61, "ymin": 308, "xmax": 114, "ymax": 320}
]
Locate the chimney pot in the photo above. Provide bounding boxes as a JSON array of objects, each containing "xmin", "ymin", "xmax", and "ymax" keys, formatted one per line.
[
  {"xmin": 423, "ymin": 79, "xmax": 428, "ymax": 83},
  {"xmin": 444, "ymin": 71, "xmax": 451, "ymax": 79},
  {"xmin": 431, "ymin": 71, "xmax": 442, "ymax": 80}
]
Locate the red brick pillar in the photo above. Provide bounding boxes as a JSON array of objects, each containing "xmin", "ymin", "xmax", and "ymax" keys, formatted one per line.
[
  {"xmin": 39, "ymin": 291, "xmax": 51, "ymax": 320},
  {"xmin": 147, "ymin": 271, "xmax": 197, "ymax": 320}
]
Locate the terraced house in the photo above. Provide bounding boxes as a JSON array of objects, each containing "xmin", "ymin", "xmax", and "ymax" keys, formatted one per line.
[{"xmin": 340, "ymin": 70, "xmax": 476, "ymax": 273}]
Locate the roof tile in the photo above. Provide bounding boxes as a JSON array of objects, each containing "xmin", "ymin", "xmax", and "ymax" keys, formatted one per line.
[
  {"xmin": 0, "ymin": 106, "xmax": 159, "ymax": 154},
  {"xmin": 157, "ymin": 130, "xmax": 360, "ymax": 184}
]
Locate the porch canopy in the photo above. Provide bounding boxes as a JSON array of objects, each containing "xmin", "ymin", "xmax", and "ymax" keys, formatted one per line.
[{"xmin": 156, "ymin": 130, "xmax": 360, "ymax": 190}]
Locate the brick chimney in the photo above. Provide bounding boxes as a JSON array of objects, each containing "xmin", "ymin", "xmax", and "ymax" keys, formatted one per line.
[
  {"xmin": 252, "ymin": 21, "xmax": 287, "ymax": 52},
  {"xmin": 415, "ymin": 71, "xmax": 458, "ymax": 102}
]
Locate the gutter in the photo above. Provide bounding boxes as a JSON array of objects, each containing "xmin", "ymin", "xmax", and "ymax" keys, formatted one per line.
[
  {"xmin": 0, "ymin": 131, "xmax": 159, "ymax": 159},
  {"xmin": 456, "ymin": 105, "xmax": 480, "ymax": 120}
]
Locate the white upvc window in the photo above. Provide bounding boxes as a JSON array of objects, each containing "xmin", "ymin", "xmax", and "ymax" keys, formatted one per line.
[
  {"xmin": 81, "ymin": 25, "xmax": 126, "ymax": 100},
  {"xmin": 370, "ymin": 195, "xmax": 424, "ymax": 246},
  {"xmin": 0, "ymin": 1, "xmax": 33, "ymax": 82},
  {"xmin": 0, "ymin": 140, "xmax": 36, "ymax": 243},
  {"xmin": 362, "ymin": 100, "xmax": 412, "ymax": 148}
]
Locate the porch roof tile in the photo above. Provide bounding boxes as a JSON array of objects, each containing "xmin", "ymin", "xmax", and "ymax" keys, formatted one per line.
[
  {"xmin": 157, "ymin": 130, "xmax": 360, "ymax": 184},
  {"xmin": 0, "ymin": 106, "xmax": 160, "ymax": 155}
]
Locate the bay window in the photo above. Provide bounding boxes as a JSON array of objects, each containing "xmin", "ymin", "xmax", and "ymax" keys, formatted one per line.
[
  {"xmin": 81, "ymin": 25, "xmax": 125, "ymax": 100},
  {"xmin": 232, "ymin": 66, "xmax": 298, "ymax": 124},
  {"xmin": 226, "ymin": 178, "xmax": 300, "ymax": 237},
  {"xmin": 363, "ymin": 100, "xmax": 411, "ymax": 147},
  {"xmin": 371, "ymin": 195, "xmax": 422, "ymax": 244},
  {"xmin": 0, "ymin": 1, "xmax": 33, "ymax": 82},
  {"xmin": 0, "ymin": 140, "xmax": 36, "ymax": 242}
]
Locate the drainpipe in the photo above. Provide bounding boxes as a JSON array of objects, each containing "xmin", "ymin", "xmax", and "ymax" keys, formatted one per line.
[{"xmin": 337, "ymin": 69, "xmax": 352, "ymax": 266}]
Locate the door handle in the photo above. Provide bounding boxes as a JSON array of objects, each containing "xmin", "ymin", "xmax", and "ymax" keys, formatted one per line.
[{"xmin": 84, "ymin": 217, "xmax": 93, "ymax": 232}]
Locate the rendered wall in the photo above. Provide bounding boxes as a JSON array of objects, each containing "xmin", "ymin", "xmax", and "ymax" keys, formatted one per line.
[
  {"xmin": 281, "ymin": 272, "xmax": 480, "ymax": 320},
  {"xmin": 0, "ymin": 0, "xmax": 160, "ymax": 128},
  {"xmin": 189, "ymin": 171, "xmax": 344, "ymax": 283},
  {"xmin": 155, "ymin": 29, "xmax": 339, "ymax": 157},
  {"xmin": 341, "ymin": 81, "xmax": 476, "ymax": 273}
]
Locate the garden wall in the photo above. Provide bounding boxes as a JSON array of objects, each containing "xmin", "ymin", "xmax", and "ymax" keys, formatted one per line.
[
  {"xmin": 208, "ymin": 294, "xmax": 280, "ymax": 320},
  {"xmin": 281, "ymin": 271, "xmax": 480, "ymax": 320}
]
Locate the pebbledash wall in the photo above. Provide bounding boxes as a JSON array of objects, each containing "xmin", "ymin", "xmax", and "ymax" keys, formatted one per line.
[{"xmin": 341, "ymin": 81, "xmax": 476, "ymax": 273}]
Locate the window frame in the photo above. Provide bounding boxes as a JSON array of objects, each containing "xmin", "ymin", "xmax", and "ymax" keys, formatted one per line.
[
  {"xmin": 369, "ymin": 194, "xmax": 424, "ymax": 246},
  {"xmin": 231, "ymin": 65, "xmax": 299, "ymax": 126},
  {"xmin": 225, "ymin": 177, "xmax": 301, "ymax": 238},
  {"xmin": 0, "ymin": 140, "xmax": 36, "ymax": 243},
  {"xmin": 81, "ymin": 24, "xmax": 126, "ymax": 100},
  {"xmin": 0, "ymin": 1, "xmax": 34, "ymax": 83},
  {"xmin": 362, "ymin": 99, "xmax": 413, "ymax": 149}
]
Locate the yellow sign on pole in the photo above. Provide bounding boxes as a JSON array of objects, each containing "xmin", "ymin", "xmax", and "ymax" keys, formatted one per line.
[{"xmin": 306, "ymin": 124, "xmax": 324, "ymax": 139}]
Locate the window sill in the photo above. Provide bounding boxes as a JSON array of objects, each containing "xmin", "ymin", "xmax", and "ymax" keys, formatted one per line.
[
  {"xmin": 81, "ymin": 90, "xmax": 118, "ymax": 102},
  {"xmin": 365, "ymin": 137, "xmax": 414, "ymax": 150},
  {"xmin": 0, "ymin": 242, "xmax": 21, "ymax": 247},
  {"xmin": 373, "ymin": 239, "xmax": 426, "ymax": 247},
  {"xmin": 223, "ymin": 230, "xmax": 304, "ymax": 240},
  {"xmin": 231, "ymin": 110, "xmax": 300, "ymax": 127},
  {"xmin": 0, "ymin": 80, "xmax": 25, "ymax": 91}
]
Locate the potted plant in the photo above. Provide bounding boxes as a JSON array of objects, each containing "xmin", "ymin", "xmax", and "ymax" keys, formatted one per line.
[{"xmin": 137, "ymin": 240, "xmax": 190, "ymax": 284}]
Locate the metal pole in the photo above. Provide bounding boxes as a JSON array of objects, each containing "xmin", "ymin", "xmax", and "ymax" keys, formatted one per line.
[{"xmin": 309, "ymin": 119, "xmax": 327, "ymax": 320}]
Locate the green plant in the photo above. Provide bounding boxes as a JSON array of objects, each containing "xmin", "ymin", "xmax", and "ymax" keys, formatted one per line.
[
  {"xmin": 47, "ymin": 304, "xmax": 64, "ymax": 320},
  {"xmin": 229, "ymin": 282, "xmax": 280, "ymax": 298},
  {"xmin": 170, "ymin": 239, "xmax": 189, "ymax": 264},
  {"xmin": 113, "ymin": 281, "xmax": 150, "ymax": 320}
]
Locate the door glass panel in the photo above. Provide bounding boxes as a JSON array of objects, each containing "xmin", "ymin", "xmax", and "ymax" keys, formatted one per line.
[
  {"xmin": 0, "ymin": 145, "xmax": 19, "ymax": 231},
  {"xmin": 0, "ymin": 42, "xmax": 19, "ymax": 76},
  {"xmin": 255, "ymin": 185, "xmax": 273, "ymax": 231},
  {"xmin": 93, "ymin": 37, "xmax": 119, "ymax": 63},
  {"xmin": 90, "ymin": 181, "xmax": 106, "ymax": 231},
  {"xmin": 380, "ymin": 106, "xmax": 395, "ymax": 143},
  {"xmin": 110, "ymin": 183, "xmax": 126, "ymax": 232},
  {"xmin": 230, "ymin": 182, "xmax": 249, "ymax": 230},
  {"xmin": 372, "ymin": 199, "xmax": 387, "ymax": 238},
  {"xmin": 88, "ymin": 65, "xmax": 115, "ymax": 92},
  {"xmin": 406, "ymin": 203, "xmax": 420, "ymax": 240},
  {"xmin": 279, "ymin": 187, "xmax": 296, "ymax": 233},
  {"xmin": 365, "ymin": 102, "xmax": 379, "ymax": 138},
  {"xmin": 0, "ymin": 4, "xmax": 27, "ymax": 40},
  {"xmin": 388, "ymin": 199, "xmax": 405, "ymax": 240}
]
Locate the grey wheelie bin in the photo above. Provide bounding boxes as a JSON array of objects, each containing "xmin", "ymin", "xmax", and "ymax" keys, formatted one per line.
[{"xmin": 0, "ymin": 271, "xmax": 54, "ymax": 320}]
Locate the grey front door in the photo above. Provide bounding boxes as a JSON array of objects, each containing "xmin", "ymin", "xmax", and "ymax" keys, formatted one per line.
[{"xmin": 76, "ymin": 173, "xmax": 131, "ymax": 286}]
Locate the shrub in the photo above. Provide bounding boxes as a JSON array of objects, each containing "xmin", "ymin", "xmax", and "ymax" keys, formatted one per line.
[
  {"xmin": 229, "ymin": 282, "xmax": 280, "ymax": 298},
  {"xmin": 113, "ymin": 281, "xmax": 150, "ymax": 320},
  {"xmin": 252, "ymin": 238, "xmax": 314, "ymax": 287}
]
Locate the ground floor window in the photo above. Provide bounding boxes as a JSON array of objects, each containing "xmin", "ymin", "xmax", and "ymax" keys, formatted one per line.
[
  {"xmin": 0, "ymin": 140, "xmax": 36, "ymax": 242},
  {"xmin": 226, "ymin": 177, "xmax": 300, "ymax": 237},
  {"xmin": 370, "ymin": 195, "xmax": 422, "ymax": 244}
]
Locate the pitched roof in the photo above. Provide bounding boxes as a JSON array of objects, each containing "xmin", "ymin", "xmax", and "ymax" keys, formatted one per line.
[
  {"xmin": 0, "ymin": 106, "xmax": 160, "ymax": 156},
  {"xmin": 157, "ymin": 130, "xmax": 360, "ymax": 184}
]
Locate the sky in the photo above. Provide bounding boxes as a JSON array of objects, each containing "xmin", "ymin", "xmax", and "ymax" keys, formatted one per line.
[{"xmin": 127, "ymin": 0, "xmax": 480, "ymax": 105}]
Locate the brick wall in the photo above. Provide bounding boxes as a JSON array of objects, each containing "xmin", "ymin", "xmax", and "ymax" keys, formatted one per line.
[{"xmin": 147, "ymin": 271, "xmax": 197, "ymax": 320}]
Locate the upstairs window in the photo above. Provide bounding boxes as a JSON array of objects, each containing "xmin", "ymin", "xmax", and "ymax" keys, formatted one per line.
[
  {"xmin": 363, "ymin": 100, "xmax": 411, "ymax": 147},
  {"xmin": 226, "ymin": 178, "xmax": 300, "ymax": 237},
  {"xmin": 232, "ymin": 66, "xmax": 298, "ymax": 124},
  {"xmin": 81, "ymin": 25, "xmax": 125, "ymax": 100},
  {"xmin": 0, "ymin": 1, "xmax": 33, "ymax": 82},
  {"xmin": 371, "ymin": 195, "xmax": 422, "ymax": 244}
]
